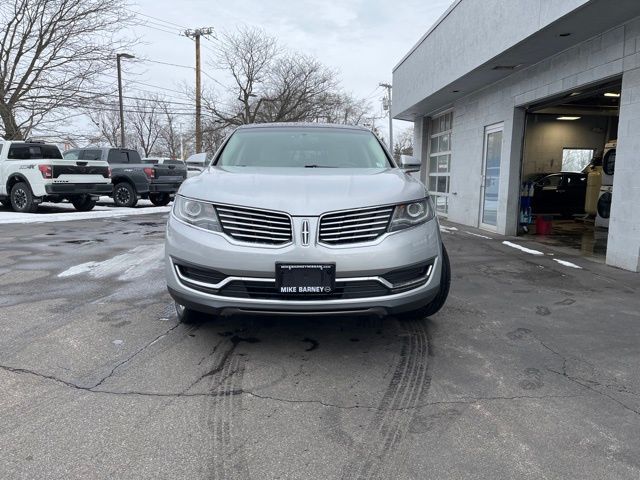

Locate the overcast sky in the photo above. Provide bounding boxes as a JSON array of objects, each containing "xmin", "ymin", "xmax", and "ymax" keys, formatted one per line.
[{"xmin": 113, "ymin": 0, "xmax": 453, "ymax": 143}]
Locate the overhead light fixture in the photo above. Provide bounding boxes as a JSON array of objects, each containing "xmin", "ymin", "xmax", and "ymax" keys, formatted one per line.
[
  {"xmin": 557, "ymin": 116, "xmax": 581, "ymax": 121},
  {"xmin": 604, "ymin": 92, "xmax": 621, "ymax": 98},
  {"xmin": 569, "ymin": 92, "xmax": 582, "ymax": 97},
  {"xmin": 559, "ymin": 33, "xmax": 572, "ymax": 37}
]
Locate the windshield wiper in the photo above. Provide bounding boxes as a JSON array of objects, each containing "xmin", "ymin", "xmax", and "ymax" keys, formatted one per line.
[{"xmin": 304, "ymin": 164, "xmax": 338, "ymax": 168}]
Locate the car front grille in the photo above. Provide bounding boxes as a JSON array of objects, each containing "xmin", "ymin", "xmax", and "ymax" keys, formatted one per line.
[
  {"xmin": 319, "ymin": 206, "xmax": 394, "ymax": 245},
  {"xmin": 218, "ymin": 280, "xmax": 390, "ymax": 300},
  {"xmin": 215, "ymin": 205, "xmax": 293, "ymax": 245}
]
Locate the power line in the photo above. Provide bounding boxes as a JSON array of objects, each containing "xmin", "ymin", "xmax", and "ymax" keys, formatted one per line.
[{"xmin": 127, "ymin": 10, "xmax": 188, "ymax": 30}]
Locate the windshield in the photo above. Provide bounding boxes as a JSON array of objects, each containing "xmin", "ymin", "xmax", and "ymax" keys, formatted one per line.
[{"xmin": 216, "ymin": 128, "xmax": 392, "ymax": 168}]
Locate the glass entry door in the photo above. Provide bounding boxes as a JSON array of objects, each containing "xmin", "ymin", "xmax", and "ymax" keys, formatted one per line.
[{"xmin": 480, "ymin": 124, "xmax": 503, "ymax": 229}]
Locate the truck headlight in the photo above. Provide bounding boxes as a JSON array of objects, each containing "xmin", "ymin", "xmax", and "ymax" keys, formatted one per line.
[
  {"xmin": 389, "ymin": 198, "xmax": 435, "ymax": 232},
  {"xmin": 173, "ymin": 196, "xmax": 221, "ymax": 232}
]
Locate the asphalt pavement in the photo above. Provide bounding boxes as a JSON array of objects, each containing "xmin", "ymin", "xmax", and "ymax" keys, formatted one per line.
[{"xmin": 0, "ymin": 211, "xmax": 639, "ymax": 479}]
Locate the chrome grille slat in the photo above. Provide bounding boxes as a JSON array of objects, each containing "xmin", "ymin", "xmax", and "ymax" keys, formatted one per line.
[
  {"xmin": 224, "ymin": 225, "xmax": 291, "ymax": 237},
  {"xmin": 321, "ymin": 219, "xmax": 390, "ymax": 230},
  {"xmin": 220, "ymin": 219, "xmax": 291, "ymax": 232},
  {"xmin": 215, "ymin": 204, "xmax": 292, "ymax": 245},
  {"xmin": 319, "ymin": 206, "xmax": 394, "ymax": 245},
  {"xmin": 217, "ymin": 212, "xmax": 290, "ymax": 226},
  {"xmin": 321, "ymin": 226, "xmax": 388, "ymax": 237},
  {"xmin": 216, "ymin": 207, "xmax": 290, "ymax": 222},
  {"xmin": 321, "ymin": 207, "xmax": 393, "ymax": 220}
]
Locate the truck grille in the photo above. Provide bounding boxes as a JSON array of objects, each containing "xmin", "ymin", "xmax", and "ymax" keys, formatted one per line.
[
  {"xmin": 215, "ymin": 205, "xmax": 292, "ymax": 245},
  {"xmin": 319, "ymin": 206, "xmax": 394, "ymax": 245}
]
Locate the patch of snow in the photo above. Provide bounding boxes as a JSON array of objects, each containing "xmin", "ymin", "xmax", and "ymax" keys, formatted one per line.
[
  {"xmin": 465, "ymin": 231, "xmax": 493, "ymax": 240},
  {"xmin": 440, "ymin": 225, "xmax": 458, "ymax": 234},
  {"xmin": 0, "ymin": 205, "xmax": 171, "ymax": 224},
  {"xmin": 58, "ymin": 245, "xmax": 164, "ymax": 280},
  {"xmin": 502, "ymin": 241, "xmax": 544, "ymax": 256},
  {"xmin": 553, "ymin": 259, "xmax": 582, "ymax": 269}
]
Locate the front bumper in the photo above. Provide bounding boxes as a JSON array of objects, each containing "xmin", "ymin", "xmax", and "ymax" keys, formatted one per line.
[
  {"xmin": 45, "ymin": 183, "xmax": 113, "ymax": 195},
  {"xmin": 165, "ymin": 214, "xmax": 443, "ymax": 316}
]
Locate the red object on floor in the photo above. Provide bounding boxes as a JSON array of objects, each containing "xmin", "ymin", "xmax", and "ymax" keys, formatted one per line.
[{"xmin": 535, "ymin": 216, "xmax": 553, "ymax": 235}]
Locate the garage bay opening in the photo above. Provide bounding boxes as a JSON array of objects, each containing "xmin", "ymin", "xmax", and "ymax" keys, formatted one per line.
[{"xmin": 518, "ymin": 79, "xmax": 621, "ymax": 260}]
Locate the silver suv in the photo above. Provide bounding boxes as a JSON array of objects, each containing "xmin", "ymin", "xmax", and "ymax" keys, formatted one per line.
[{"xmin": 165, "ymin": 123, "xmax": 450, "ymax": 322}]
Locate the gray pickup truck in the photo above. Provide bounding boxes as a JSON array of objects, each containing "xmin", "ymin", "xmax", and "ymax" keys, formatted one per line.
[{"xmin": 63, "ymin": 148, "xmax": 186, "ymax": 207}]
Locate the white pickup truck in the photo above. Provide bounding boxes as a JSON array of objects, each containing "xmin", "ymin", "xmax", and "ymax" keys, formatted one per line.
[{"xmin": 0, "ymin": 140, "xmax": 113, "ymax": 212}]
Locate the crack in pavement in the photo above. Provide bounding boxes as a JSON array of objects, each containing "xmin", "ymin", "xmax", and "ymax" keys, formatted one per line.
[
  {"xmin": 547, "ymin": 368, "xmax": 640, "ymax": 416},
  {"xmin": 531, "ymin": 334, "xmax": 640, "ymax": 416},
  {"xmin": 90, "ymin": 322, "xmax": 182, "ymax": 390},
  {"xmin": 0, "ymin": 363, "xmax": 590, "ymax": 410}
]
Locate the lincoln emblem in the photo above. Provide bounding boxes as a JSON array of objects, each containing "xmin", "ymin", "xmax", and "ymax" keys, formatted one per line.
[{"xmin": 301, "ymin": 219, "xmax": 310, "ymax": 246}]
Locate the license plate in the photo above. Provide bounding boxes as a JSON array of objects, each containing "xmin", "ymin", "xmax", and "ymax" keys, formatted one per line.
[{"xmin": 276, "ymin": 263, "xmax": 336, "ymax": 295}]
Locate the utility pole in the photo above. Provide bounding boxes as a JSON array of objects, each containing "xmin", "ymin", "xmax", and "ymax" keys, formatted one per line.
[
  {"xmin": 380, "ymin": 82, "xmax": 393, "ymax": 152},
  {"xmin": 184, "ymin": 27, "xmax": 214, "ymax": 154},
  {"xmin": 116, "ymin": 53, "xmax": 135, "ymax": 148}
]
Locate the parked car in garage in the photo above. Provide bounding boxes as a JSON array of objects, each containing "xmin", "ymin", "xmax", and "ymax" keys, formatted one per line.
[
  {"xmin": 165, "ymin": 123, "xmax": 450, "ymax": 323},
  {"xmin": 63, "ymin": 148, "xmax": 186, "ymax": 207},
  {"xmin": 0, "ymin": 140, "xmax": 112, "ymax": 212},
  {"xmin": 532, "ymin": 172, "xmax": 588, "ymax": 217}
]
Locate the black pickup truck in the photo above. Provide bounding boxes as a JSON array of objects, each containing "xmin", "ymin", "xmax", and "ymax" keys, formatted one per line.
[{"xmin": 63, "ymin": 148, "xmax": 186, "ymax": 207}]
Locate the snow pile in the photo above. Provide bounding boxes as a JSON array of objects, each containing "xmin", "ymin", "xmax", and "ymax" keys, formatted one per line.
[
  {"xmin": 502, "ymin": 241, "xmax": 544, "ymax": 256},
  {"xmin": 0, "ymin": 205, "xmax": 171, "ymax": 224},
  {"xmin": 553, "ymin": 259, "xmax": 582, "ymax": 269},
  {"xmin": 58, "ymin": 245, "xmax": 164, "ymax": 280}
]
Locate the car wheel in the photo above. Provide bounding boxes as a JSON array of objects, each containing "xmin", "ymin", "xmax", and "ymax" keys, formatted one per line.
[
  {"xmin": 71, "ymin": 195, "xmax": 97, "ymax": 211},
  {"xmin": 113, "ymin": 182, "xmax": 138, "ymax": 208},
  {"xmin": 149, "ymin": 192, "xmax": 171, "ymax": 207},
  {"xmin": 10, "ymin": 182, "xmax": 38, "ymax": 213},
  {"xmin": 175, "ymin": 302, "xmax": 200, "ymax": 324},
  {"xmin": 397, "ymin": 245, "xmax": 451, "ymax": 320}
]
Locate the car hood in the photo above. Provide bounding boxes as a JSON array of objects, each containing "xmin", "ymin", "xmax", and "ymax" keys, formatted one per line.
[{"xmin": 178, "ymin": 166, "xmax": 428, "ymax": 216}]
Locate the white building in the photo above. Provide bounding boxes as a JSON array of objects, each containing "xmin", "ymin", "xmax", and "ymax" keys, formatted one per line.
[{"xmin": 393, "ymin": 0, "xmax": 640, "ymax": 272}]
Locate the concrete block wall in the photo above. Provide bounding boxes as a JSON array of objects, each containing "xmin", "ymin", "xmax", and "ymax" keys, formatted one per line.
[{"xmin": 415, "ymin": 17, "xmax": 640, "ymax": 269}]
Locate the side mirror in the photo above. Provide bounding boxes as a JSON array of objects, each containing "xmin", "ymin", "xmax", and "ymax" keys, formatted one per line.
[{"xmin": 400, "ymin": 155, "xmax": 420, "ymax": 168}]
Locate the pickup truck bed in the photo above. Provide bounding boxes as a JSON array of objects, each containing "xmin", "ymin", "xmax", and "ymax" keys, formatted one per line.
[{"xmin": 0, "ymin": 141, "xmax": 112, "ymax": 212}]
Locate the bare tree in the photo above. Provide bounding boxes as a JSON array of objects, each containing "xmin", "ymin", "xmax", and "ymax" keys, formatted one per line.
[
  {"xmin": 393, "ymin": 128, "xmax": 414, "ymax": 161},
  {"xmin": 127, "ymin": 95, "xmax": 164, "ymax": 157},
  {"xmin": 87, "ymin": 106, "xmax": 121, "ymax": 147},
  {"xmin": 0, "ymin": 0, "xmax": 134, "ymax": 139},
  {"xmin": 204, "ymin": 27, "xmax": 374, "ymax": 129},
  {"xmin": 323, "ymin": 93, "xmax": 372, "ymax": 126},
  {"xmin": 207, "ymin": 26, "xmax": 279, "ymax": 126},
  {"xmin": 260, "ymin": 54, "xmax": 338, "ymax": 123},
  {"xmin": 158, "ymin": 103, "xmax": 183, "ymax": 159}
]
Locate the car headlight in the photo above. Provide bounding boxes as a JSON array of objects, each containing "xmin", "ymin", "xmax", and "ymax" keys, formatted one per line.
[
  {"xmin": 173, "ymin": 196, "xmax": 221, "ymax": 232},
  {"xmin": 389, "ymin": 198, "xmax": 435, "ymax": 232}
]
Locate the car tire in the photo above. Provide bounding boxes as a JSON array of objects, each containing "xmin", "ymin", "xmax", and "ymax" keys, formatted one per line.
[
  {"xmin": 113, "ymin": 182, "xmax": 138, "ymax": 208},
  {"xmin": 10, "ymin": 182, "xmax": 38, "ymax": 213},
  {"xmin": 149, "ymin": 192, "xmax": 171, "ymax": 207},
  {"xmin": 397, "ymin": 244, "xmax": 451, "ymax": 320},
  {"xmin": 175, "ymin": 302, "xmax": 201, "ymax": 324},
  {"xmin": 72, "ymin": 195, "xmax": 96, "ymax": 211}
]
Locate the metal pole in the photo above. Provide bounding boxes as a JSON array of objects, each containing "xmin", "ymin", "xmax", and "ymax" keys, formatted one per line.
[
  {"xmin": 195, "ymin": 33, "xmax": 202, "ymax": 153},
  {"xmin": 117, "ymin": 54, "xmax": 125, "ymax": 148},
  {"xmin": 379, "ymin": 82, "xmax": 393, "ymax": 152},
  {"xmin": 185, "ymin": 27, "xmax": 213, "ymax": 153}
]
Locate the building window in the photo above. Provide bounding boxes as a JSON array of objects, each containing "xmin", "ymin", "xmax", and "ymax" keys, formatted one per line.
[
  {"xmin": 562, "ymin": 148, "xmax": 594, "ymax": 172},
  {"xmin": 428, "ymin": 111, "xmax": 453, "ymax": 215}
]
